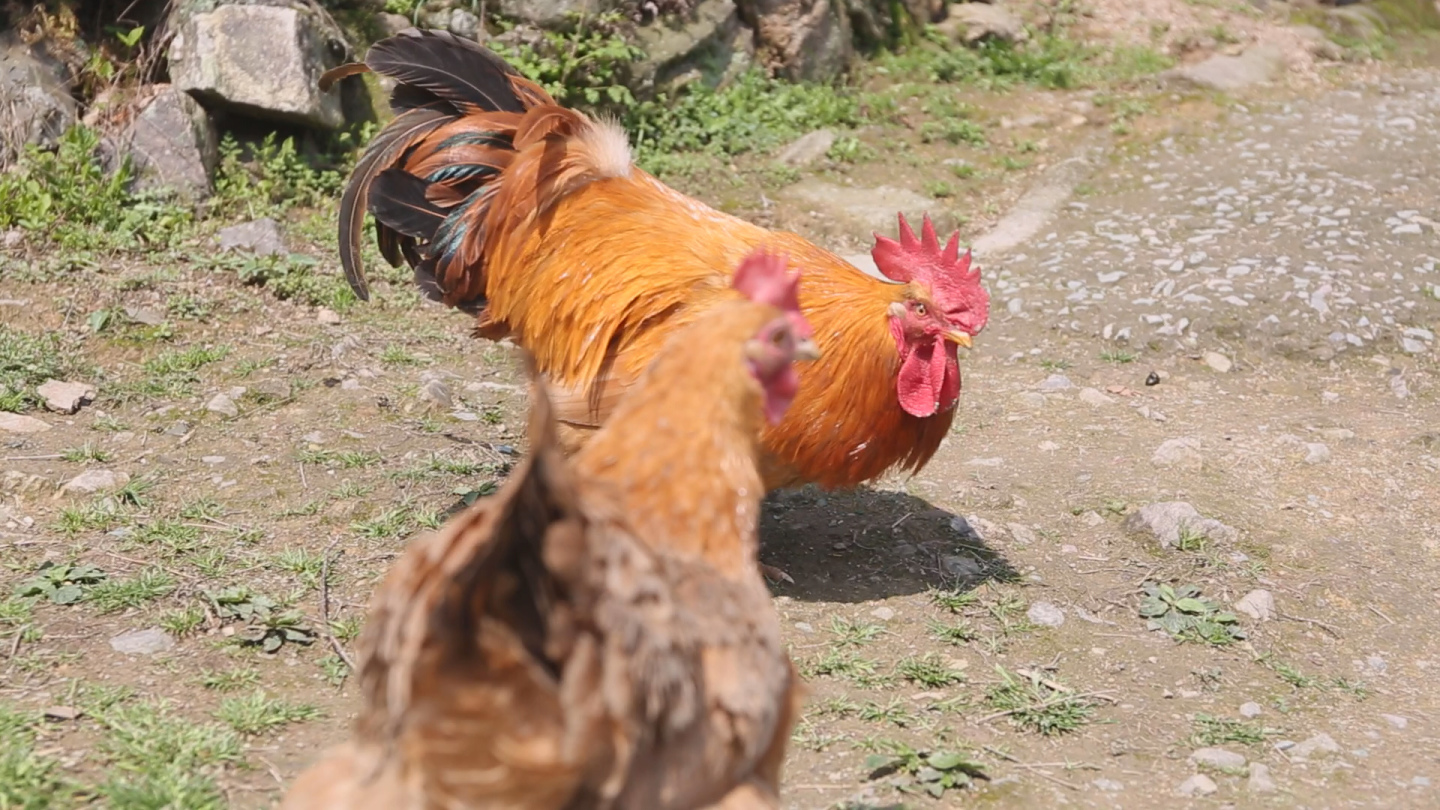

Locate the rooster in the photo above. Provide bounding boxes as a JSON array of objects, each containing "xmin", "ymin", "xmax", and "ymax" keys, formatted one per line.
[
  {"xmin": 322, "ymin": 29, "xmax": 990, "ymax": 492},
  {"xmin": 279, "ymin": 249, "xmax": 811, "ymax": 810}
]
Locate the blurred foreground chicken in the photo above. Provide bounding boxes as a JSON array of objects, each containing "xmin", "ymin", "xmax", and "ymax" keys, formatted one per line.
[
  {"xmin": 280, "ymin": 249, "xmax": 813, "ymax": 810},
  {"xmin": 322, "ymin": 29, "xmax": 990, "ymax": 492}
]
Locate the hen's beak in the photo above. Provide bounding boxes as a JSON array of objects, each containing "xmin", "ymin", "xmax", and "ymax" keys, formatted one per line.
[
  {"xmin": 795, "ymin": 338, "xmax": 822, "ymax": 362},
  {"xmin": 943, "ymin": 330, "xmax": 973, "ymax": 349}
]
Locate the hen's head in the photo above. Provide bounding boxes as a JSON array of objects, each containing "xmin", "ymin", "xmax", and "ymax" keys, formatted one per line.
[
  {"xmin": 733, "ymin": 249, "xmax": 820, "ymax": 425},
  {"xmin": 872, "ymin": 213, "xmax": 990, "ymax": 418}
]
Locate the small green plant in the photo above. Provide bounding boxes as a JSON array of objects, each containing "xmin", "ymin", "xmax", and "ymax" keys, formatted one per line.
[
  {"xmin": 15, "ymin": 562, "xmax": 107, "ymax": 605},
  {"xmin": 227, "ymin": 253, "xmax": 356, "ymax": 310},
  {"xmin": 0, "ymin": 706, "xmax": 71, "ymax": 808},
  {"xmin": 214, "ymin": 691, "xmax": 322, "ymax": 735},
  {"xmin": 897, "ymin": 653, "xmax": 966, "ymax": 687},
  {"xmin": 923, "ymin": 179, "xmax": 956, "ymax": 199},
  {"xmin": 985, "ymin": 666, "xmax": 1096, "ymax": 735},
  {"xmin": 929, "ymin": 618, "xmax": 977, "ymax": 644},
  {"xmin": 1100, "ymin": 349, "xmax": 1137, "ymax": 364},
  {"xmin": 829, "ymin": 616, "xmax": 883, "ymax": 648},
  {"xmin": 920, "ymin": 118, "xmax": 987, "ymax": 146},
  {"xmin": 60, "ymin": 442, "xmax": 111, "ymax": 463},
  {"xmin": 1139, "ymin": 582, "xmax": 1245, "ymax": 645},
  {"xmin": 1190, "ymin": 713, "xmax": 1270, "ymax": 746},
  {"xmin": 0, "ymin": 326, "xmax": 83, "ymax": 412},
  {"xmin": 205, "ymin": 587, "xmax": 315, "ymax": 653},
  {"xmin": 827, "ymin": 135, "xmax": 874, "ymax": 163},
  {"xmin": 87, "ymin": 568, "xmax": 177, "ymax": 613},
  {"xmin": 863, "ymin": 742, "xmax": 988, "ymax": 799},
  {"xmin": 91, "ymin": 698, "xmax": 243, "ymax": 808},
  {"xmin": 928, "ymin": 586, "xmax": 979, "ymax": 612},
  {"xmin": 160, "ymin": 605, "xmax": 206, "ymax": 637},
  {"xmin": 495, "ymin": 12, "xmax": 645, "ymax": 111},
  {"xmin": 212, "ymin": 132, "xmax": 345, "ymax": 218},
  {"xmin": 199, "ymin": 667, "xmax": 262, "ymax": 693}
]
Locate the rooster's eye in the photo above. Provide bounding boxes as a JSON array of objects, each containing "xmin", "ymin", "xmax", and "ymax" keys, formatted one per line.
[
  {"xmin": 771, "ymin": 329, "xmax": 788, "ymax": 347},
  {"xmin": 913, "ymin": 302, "xmax": 927, "ymax": 317}
]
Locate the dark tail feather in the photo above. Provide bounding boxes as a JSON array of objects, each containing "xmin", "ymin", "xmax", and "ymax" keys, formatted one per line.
[
  {"xmin": 369, "ymin": 169, "xmax": 448, "ymax": 241},
  {"xmin": 365, "ymin": 29, "xmax": 536, "ymax": 116},
  {"xmin": 338, "ymin": 108, "xmax": 448, "ymax": 301}
]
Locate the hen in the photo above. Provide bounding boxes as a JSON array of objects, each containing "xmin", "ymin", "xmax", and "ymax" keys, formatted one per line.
[
  {"xmin": 280, "ymin": 249, "xmax": 812, "ymax": 810},
  {"xmin": 322, "ymin": 29, "xmax": 990, "ymax": 492}
]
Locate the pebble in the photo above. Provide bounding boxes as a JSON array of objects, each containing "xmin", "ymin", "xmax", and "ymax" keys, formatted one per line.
[
  {"xmin": 1191, "ymin": 747, "xmax": 1247, "ymax": 770},
  {"xmin": 316, "ymin": 308, "xmax": 342, "ymax": 325},
  {"xmin": 1291, "ymin": 732, "xmax": 1340, "ymax": 760},
  {"xmin": 1038, "ymin": 374, "xmax": 1074, "ymax": 391},
  {"xmin": 109, "ymin": 627, "xmax": 175, "ymax": 656},
  {"xmin": 36, "ymin": 380, "xmax": 96, "ymax": 414},
  {"xmin": 1091, "ymin": 778, "xmax": 1124, "ymax": 792},
  {"xmin": 1248, "ymin": 763, "xmax": 1278, "ymax": 793},
  {"xmin": 1124, "ymin": 501, "xmax": 1237, "ymax": 549},
  {"xmin": 870, "ymin": 606, "xmax": 896, "ymax": 621},
  {"xmin": 1203, "ymin": 351, "xmax": 1233, "ymax": 373},
  {"xmin": 1381, "ymin": 714, "xmax": 1409, "ymax": 730},
  {"xmin": 1176, "ymin": 773, "xmax": 1217, "ymax": 797},
  {"xmin": 1303, "ymin": 443, "xmax": 1331, "ymax": 464},
  {"xmin": 1026, "ymin": 601, "xmax": 1065, "ymax": 627},
  {"xmin": 1151, "ymin": 437, "xmax": 1204, "ymax": 471},
  {"xmin": 205, "ymin": 393, "xmax": 239, "ymax": 418},
  {"xmin": 1234, "ymin": 589, "xmax": 1276, "ymax": 621},
  {"xmin": 0, "ymin": 412, "xmax": 51, "ymax": 434},
  {"xmin": 1077, "ymin": 387, "xmax": 1114, "ymax": 407},
  {"xmin": 1005, "ymin": 523, "xmax": 1038, "ymax": 544},
  {"xmin": 59, "ymin": 470, "xmax": 128, "ymax": 496},
  {"xmin": 419, "ymin": 379, "xmax": 454, "ymax": 410}
]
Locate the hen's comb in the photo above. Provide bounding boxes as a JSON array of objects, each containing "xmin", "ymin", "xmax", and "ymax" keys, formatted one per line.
[{"xmin": 732, "ymin": 248, "xmax": 813, "ymax": 337}]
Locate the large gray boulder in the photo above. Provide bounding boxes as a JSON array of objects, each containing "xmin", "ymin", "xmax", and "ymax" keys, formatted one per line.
[
  {"xmin": 168, "ymin": 0, "xmax": 355, "ymax": 129},
  {"xmin": 737, "ymin": 0, "xmax": 854, "ymax": 81},
  {"xmin": 0, "ymin": 32, "xmax": 78, "ymax": 165},
  {"xmin": 115, "ymin": 84, "xmax": 219, "ymax": 201},
  {"xmin": 491, "ymin": 0, "xmax": 597, "ymax": 29},
  {"xmin": 634, "ymin": 0, "xmax": 756, "ymax": 94}
]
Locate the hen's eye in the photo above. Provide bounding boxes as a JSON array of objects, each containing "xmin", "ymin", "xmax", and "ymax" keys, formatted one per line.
[
  {"xmin": 771, "ymin": 329, "xmax": 788, "ymax": 347},
  {"xmin": 913, "ymin": 302, "xmax": 927, "ymax": 317}
]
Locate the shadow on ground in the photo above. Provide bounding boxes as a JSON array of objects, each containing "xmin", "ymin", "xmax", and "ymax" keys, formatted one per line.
[{"xmin": 760, "ymin": 487, "xmax": 1018, "ymax": 604}]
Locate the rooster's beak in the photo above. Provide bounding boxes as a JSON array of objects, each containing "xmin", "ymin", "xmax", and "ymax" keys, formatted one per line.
[
  {"xmin": 795, "ymin": 338, "xmax": 821, "ymax": 362},
  {"xmin": 943, "ymin": 330, "xmax": 973, "ymax": 349}
]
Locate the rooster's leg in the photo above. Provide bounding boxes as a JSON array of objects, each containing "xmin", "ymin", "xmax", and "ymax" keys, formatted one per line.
[{"xmin": 759, "ymin": 562, "xmax": 794, "ymax": 585}]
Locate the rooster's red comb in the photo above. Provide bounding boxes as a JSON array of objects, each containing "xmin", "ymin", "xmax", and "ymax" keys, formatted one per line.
[
  {"xmin": 732, "ymin": 247, "xmax": 813, "ymax": 340},
  {"xmin": 872, "ymin": 213, "xmax": 988, "ymax": 335}
]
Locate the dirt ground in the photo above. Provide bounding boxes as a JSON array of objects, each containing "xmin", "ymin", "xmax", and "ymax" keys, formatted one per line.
[{"xmin": 4, "ymin": 25, "xmax": 1440, "ymax": 810}]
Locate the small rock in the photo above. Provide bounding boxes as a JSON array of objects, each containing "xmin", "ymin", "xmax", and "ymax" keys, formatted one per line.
[
  {"xmin": 1203, "ymin": 351, "xmax": 1233, "ymax": 373},
  {"xmin": 1248, "ymin": 763, "xmax": 1277, "ymax": 793},
  {"xmin": 1166, "ymin": 44, "xmax": 1283, "ymax": 92},
  {"xmin": 1240, "ymin": 702, "xmax": 1263, "ymax": 719},
  {"xmin": 448, "ymin": 8, "xmax": 481, "ymax": 40},
  {"xmin": 60, "ymin": 470, "xmax": 128, "ymax": 497},
  {"xmin": 1318, "ymin": 428, "xmax": 1354, "ymax": 442},
  {"xmin": 124, "ymin": 306, "xmax": 166, "ymax": 326},
  {"xmin": 1078, "ymin": 387, "xmax": 1114, "ymax": 407},
  {"xmin": 201, "ymin": 455, "xmax": 226, "ymax": 465},
  {"xmin": 164, "ymin": 420, "xmax": 192, "ymax": 437},
  {"xmin": 775, "ymin": 129, "xmax": 836, "ymax": 167},
  {"xmin": 316, "ymin": 307, "xmax": 342, "ymax": 325},
  {"xmin": 218, "ymin": 218, "xmax": 286, "ymax": 256},
  {"xmin": 1234, "ymin": 589, "xmax": 1275, "ymax": 621},
  {"xmin": 1039, "ymin": 374, "xmax": 1074, "ymax": 391},
  {"xmin": 942, "ymin": 554, "xmax": 985, "ymax": 580},
  {"xmin": 941, "ymin": 2, "xmax": 1029, "ymax": 44},
  {"xmin": 870, "ymin": 606, "xmax": 896, "ymax": 621},
  {"xmin": 1303, "ymin": 443, "xmax": 1331, "ymax": 464},
  {"xmin": 109, "ymin": 627, "xmax": 175, "ymax": 656},
  {"xmin": 1016, "ymin": 391, "xmax": 1047, "ymax": 409},
  {"xmin": 1381, "ymin": 714, "xmax": 1409, "ymax": 730},
  {"xmin": 34, "ymin": 380, "xmax": 94, "ymax": 414},
  {"xmin": 419, "ymin": 378, "xmax": 454, "ymax": 410},
  {"xmin": 1401, "ymin": 337, "xmax": 1427, "ymax": 354},
  {"xmin": 1291, "ymin": 733, "xmax": 1340, "ymax": 760},
  {"xmin": 1026, "ymin": 601, "xmax": 1065, "ymax": 628},
  {"xmin": 1005, "ymin": 523, "xmax": 1037, "ymax": 545},
  {"xmin": 1191, "ymin": 747, "xmax": 1247, "ymax": 770},
  {"xmin": 1091, "ymin": 778, "xmax": 1124, "ymax": 792},
  {"xmin": 1151, "ymin": 437, "xmax": 1204, "ymax": 471},
  {"xmin": 1124, "ymin": 501, "xmax": 1237, "ymax": 549},
  {"xmin": 42, "ymin": 705, "xmax": 81, "ymax": 721},
  {"xmin": 376, "ymin": 11, "xmax": 412, "ymax": 38},
  {"xmin": 0, "ymin": 412, "xmax": 51, "ymax": 434},
  {"xmin": 1176, "ymin": 773, "xmax": 1218, "ymax": 797},
  {"xmin": 205, "ymin": 393, "xmax": 239, "ymax": 418}
]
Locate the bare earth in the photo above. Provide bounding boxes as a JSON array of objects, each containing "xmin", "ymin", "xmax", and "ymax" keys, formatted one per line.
[{"xmin": 3, "ymin": 61, "xmax": 1439, "ymax": 810}]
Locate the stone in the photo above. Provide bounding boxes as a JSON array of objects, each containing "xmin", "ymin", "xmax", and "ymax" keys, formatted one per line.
[
  {"xmin": 1304, "ymin": 442, "xmax": 1332, "ymax": 464},
  {"xmin": 1151, "ymin": 437, "xmax": 1203, "ymax": 471},
  {"xmin": 1091, "ymin": 778, "xmax": 1124, "ymax": 792},
  {"xmin": 870, "ymin": 606, "xmax": 896, "ymax": 621},
  {"xmin": 109, "ymin": 627, "xmax": 175, "ymax": 656},
  {"xmin": 775, "ymin": 129, "xmax": 836, "ymax": 167},
  {"xmin": 1382, "ymin": 714, "xmax": 1409, "ymax": 730},
  {"xmin": 634, "ymin": 0, "xmax": 754, "ymax": 95},
  {"xmin": 205, "ymin": 393, "xmax": 239, "ymax": 418},
  {"xmin": 1165, "ymin": 44, "xmax": 1284, "ymax": 92},
  {"xmin": 1232, "ymin": 585, "xmax": 1278, "ymax": 616},
  {"xmin": 940, "ymin": 2, "xmax": 1028, "ymax": 45},
  {"xmin": 1039, "ymin": 374, "xmax": 1074, "ymax": 391},
  {"xmin": 1291, "ymin": 733, "xmax": 1340, "ymax": 760},
  {"xmin": 491, "ymin": 0, "xmax": 593, "ymax": 28},
  {"xmin": 1078, "ymin": 387, "xmax": 1114, "ymax": 407},
  {"xmin": 36, "ymin": 380, "xmax": 96, "ymax": 414},
  {"xmin": 780, "ymin": 179, "xmax": 935, "ymax": 236},
  {"xmin": 1191, "ymin": 747, "xmax": 1247, "ymax": 770},
  {"xmin": 116, "ymin": 84, "xmax": 218, "ymax": 201},
  {"xmin": 316, "ymin": 308, "xmax": 342, "ymax": 325},
  {"xmin": 448, "ymin": 8, "xmax": 482, "ymax": 40},
  {"xmin": 740, "ymin": 0, "xmax": 853, "ymax": 82},
  {"xmin": 1026, "ymin": 601, "xmax": 1065, "ymax": 628},
  {"xmin": 1203, "ymin": 351, "xmax": 1233, "ymax": 373},
  {"xmin": 1248, "ymin": 763, "xmax": 1277, "ymax": 793},
  {"xmin": 124, "ymin": 306, "xmax": 166, "ymax": 326},
  {"xmin": 419, "ymin": 378, "xmax": 454, "ymax": 410},
  {"xmin": 1176, "ymin": 773, "xmax": 1217, "ymax": 797},
  {"xmin": 218, "ymin": 218, "xmax": 286, "ymax": 256},
  {"xmin": 1240, "ymin": 702, "xmax": 1263, "ymax": 719},
  {"xmin": 1290, "ymin": 24, "xmax": 1345, "ymax": 61},
  {"xmin": 168, "ymin": 1, "xmax": 353, "ymax": 129},
  {"xmin": 1005, "ymin": 523, "xmax": 1037, "ymax": 545},
  {"xmin": 377, "ymin": 12, "xmax": 413, "ymax": 38},
  {"xmin": 0, "ymin": 31, "xmax": 78, "ymax": 163},
  {"xmin": 60, "ymin": 470, "xmax": 128, "ymax": 496},
  {"xmin": 1124, "ymin": 501, "xmax": 1238, "ymax": 549}
]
